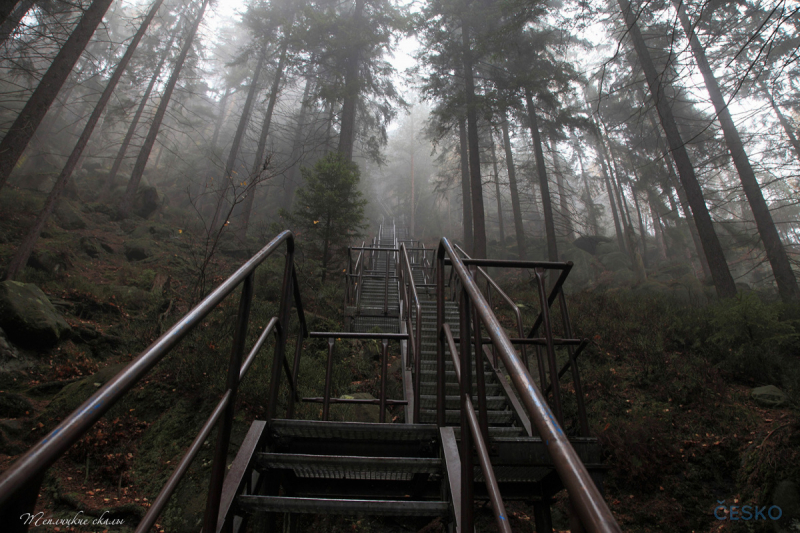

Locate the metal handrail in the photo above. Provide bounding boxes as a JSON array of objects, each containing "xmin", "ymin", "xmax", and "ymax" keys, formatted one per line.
[
  {"xmin": 0, "ymin": 230, "xmax": 307, "ymax": 533},
  {"xmin": 398, "ymin": 243, "xmax": 422, "ymax": 423},
  {"xmin": 435, "ymin": 237, "xmax": 620, "ymax": 533},
  {"xmin": 442, "ymin": 324, "xmax": 511, "ymax": 533}
]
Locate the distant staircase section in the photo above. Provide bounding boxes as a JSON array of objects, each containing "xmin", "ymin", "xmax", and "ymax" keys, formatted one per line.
[{"xmin": 345, "ymin": 220, "xmax": 401, "ymax": 334}]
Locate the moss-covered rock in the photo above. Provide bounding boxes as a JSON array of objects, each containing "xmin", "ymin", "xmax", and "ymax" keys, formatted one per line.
[
  {"xmin": 329, "ymin": 393, "xmax": 388, "ymax": 423},
  {"xmin": 596, "ymin": 241, "xmax": 620, "ymax": 255},
  {"xmin": 44, "ymin": 363, "xmax": 127, "ymax": 420},
  {"xmin": 123, "ymin": 240, "xmax": 153, "ymax": 261},
  {"xmin": 599, "ymin": 251, "xmax": 631, "ymax": 272},
  {"xmin": 560, "ymin": 244, "xmax": 596, "ymax": 290},
  {"xmin": 0, "ymin": 391, "xmax": 32, "ymax": 417},
  {"xmin": 572, "ymin": 235, "xmax": 611, "ymax": 255},
  {"xmin": 750, "ymin": 385, "xmax": 788, "ymax": 408},
  {"xmin": 0, "ymin": 281, "xmax": 71, "ymax": 348},
  {"xmin": 133, "ymin": 186, "xmax": 160, "ymax": 219},
  {"xmin": 54, "ymin": 201, "xmax": 87, "ymax": 230}
]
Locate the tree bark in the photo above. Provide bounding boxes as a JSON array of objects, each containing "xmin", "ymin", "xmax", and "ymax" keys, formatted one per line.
[
  {"xmin": 337, "ymin": 0, "xmax": 364, "ymax": 162},
  {"xmin": 500, "ymin": 111, "xmax": 526, "ymax": 259},
  {"xmin": 573, "ymin": 137, "xmax": 599, "ymax": 236},
  {"xmin": 4, "ymin": 0, "xmax": 165, "ymax": 281},
  {"xmin": 650, "ymin": 200, "xmax": 668, "ymax": 261},
  {"xmin": 618, "ymin": 0, "xmax": 736, "ymax": 298},
  {"xmin": 489, "ymin": 131, "xmax": 505, "ymax": 245},
  {"xmin": 117, "ymin": 0, "xmax": 211, "ymax": 219},
  {"xmin": 458, "ymin": 116, "xmax": 474, "ymax": 253},
  {"xmin": 549, "ymin": 138, "xmax": 575, "ymax": 241},
  {"xmin": 762, "ymin": 82, "xmax": 800, "ymax": 163},
  {"xmin": 211, "ymin": 45, "xmax": 267, "ymax": 231},
  {"xmin": 461, "ymin": 19, "xmax": 487, "ymax": 259},
  {"xmin": 282, "ymin": 75, "xmax": 314, "ymax": 208},
  {"xmin": 210, "ymin": 86, "xmax": 232, "ymax": 152},
  {"xmin": 0, "ymin": 0, "xmax": 115, "ymax": 190},
  {"xmin": 101, "ymin": 23, "xmax": 179, "ymax": 199},
  {"xmin": 237, "ymin": 38, "xmax": 291, "ymax": 241},
  {"xmin": 525, "ymin": 89, "xmax": 558, "ymax": 263},
  {"xmin": 673, "ymin": 0, "xmax": 798, "ymax": 302}
]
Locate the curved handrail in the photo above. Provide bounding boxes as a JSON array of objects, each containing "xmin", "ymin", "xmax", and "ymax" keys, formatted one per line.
[
  {"xmin": 435, "ymin": 237, "xmax": 620, "ymax": 533},
  {"xmin": 0, "ymin": 230, "xmax": 306, "ymax": 532}
]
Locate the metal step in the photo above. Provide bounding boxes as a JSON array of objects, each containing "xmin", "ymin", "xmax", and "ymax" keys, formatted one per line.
[
  {"xmin": 257, "ymin": 453, "xmax": 441, "ymax": 479},
  {"xmin": 237, "ymin": 496, "xmax": 449, "ymax": 517}
]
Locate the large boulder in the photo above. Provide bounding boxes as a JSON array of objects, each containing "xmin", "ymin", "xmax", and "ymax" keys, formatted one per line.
[
  {"xmin": 0, "ymin": 281, "xmax": 71, "ymax": 348},
  {"xmin": 596, "ymin": 241, "xmax": 620, "ymax": 255},
  {"xmin": 54, "ymin": 201, "xmax": 86, "ymax": 230},
  {"xmin": 133, "ymin": 186, "xmax": 160, "ymax": 219},
  {"xmin": 572, "ymin": 235, "xmax": 611, "ymax": 255},
  {"xmin": 750, "ymin": 385, "xmax": 789, "ymax": 408},
  {"xmin": 27, "ymin": 249, "xmax": 68, "ymax": 275},
  {"xmin": 45, "ymin": 363, "xmax": 127, "ymax": 419},
  {"xmin": 0, "ymin": 392, "xmax": 32, "ymax": 418},
  {"xmin": 599, "ymin": 251, "xmax": 631, "ymax": 272},
  {"xmin": 560, "ymin": 245, "xmax": 596, "ymax": 290},
  {"xmin": 123, "ymin": 239, "xmax": 153, "ymax": 261}
]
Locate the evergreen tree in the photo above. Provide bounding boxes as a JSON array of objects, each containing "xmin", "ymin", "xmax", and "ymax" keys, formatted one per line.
[{"xmin": 281, "ymin": 152, "xmax": 367, "ymax": 280}]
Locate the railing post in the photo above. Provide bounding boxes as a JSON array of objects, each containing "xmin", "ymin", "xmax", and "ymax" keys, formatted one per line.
[
  {"xmin": 202, "ymin": 272, "xmax": 254, "ymax": 532},
  {"xmin": 380, "ymin": 338, "xmax": 388, "ymax": 423},
  {"xmin": 558, "ymin": 289, "xmax": 590, "ymax": 437},
  {"xmin": 267, "ymin": 248, "xmax": 295, "ymax": 422},
  {"xmin": 436, "ymin": 252, "xmax": 446, "ymax": 428},
  {"xmin": 459, "ymin": 286, "xmax": 474, "ymax": 533},
  {"xmin": 383, "ymin": 249, "xmax": 389, "ymax": 316},
  {"xmin": 534, "ymin": 268, "xmax": 563, "ymax": 423},
  {"xmin": 323, "ymin": 337, "xmax": 335, "ymax": 421},
  {"xmin": 286, "ymin": 328, "xmax": 304, "ymax": 419},
  {"xmin": 473, "ymin": 304, "xmax": 490, "ymax": 443}
]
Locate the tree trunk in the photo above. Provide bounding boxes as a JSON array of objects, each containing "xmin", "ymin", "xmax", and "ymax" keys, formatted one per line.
[
  {"xmin": 549, "ymin": 138, "xmax": 575, "ymax": 241},
  {"xmin": 596, "ymin": 143, "xmax": 626, "ymax": 253},
  {"xmin": 524, "ymin": 89, "xmax": 558, "ymax": 263},
  {"xmin": 489, "ymin": 132, "xmax": 505, "ymax": 245},
  {"xmin": 410, "ymin": 114, "xmax": 415, "ymax": 237},
  {"xmin": 618, "ymin": 0, "xmax": 736, "ymax": 298},
  {"xmin": 674, "ymin": 0, "xmax": 798, "ymax": 301},
  {"xmin": 238, "ymin": 39, "xmax": 290, "ymax": 241},
  {"xmin": 211, "ymin": 87, "xmax": 232, "ymax": 151},
  {"xmin": 282, "ymin": 75, "xmax": 314, "ymax": 208},
  {"xmin": 461, "ymin": 20, "xmax": 487, "ymax": 259},
  {"xmin": 101, "ymin": 27, "xmax": 178, "ymax": 199},
  {"xmin": 762, "ymin": 82, "xmax": 800, "ymax": 163},
  {"xmin": 0, "ymin": 0, "xmax": 115, "ymax": 190},
  {"xmin": 117, "ymin": 0, "xmax": 211, "ymax": 219},
  {"xmin": 4, "ymin": 0, "xmax": 165, "ymax": 280},
  {"xmin": 211, "ymin": 45, "xmax": 267, "ymax": 231},
  {"xmin": 337, "ymin": 0, "xmax": 364, "ymax": 162},
  {"xmin": 650, "ymin": 200, "xmax": 668, "ymax": 261},
  {"xmin": 573, "ymin": 137, "xmax": 599, "ymax": 236},
  {"xmin": 631, "ymin": 185, "xmax": 649, "ymax": 267},
  {"xmin": 458, "ymin": 116, "xmax": 474, "ymax": 253},
  {"xmin": 500, "ymin": 111, "xmax": 526, "ymax": 259}
]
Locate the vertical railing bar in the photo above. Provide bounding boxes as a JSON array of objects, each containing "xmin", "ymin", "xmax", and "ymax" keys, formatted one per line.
[
  {"xmin": 380, "ymin": 339, "xmax": 388, "ymax": 423},
  {"xmin": 558, "ymin": 289, "xmax": 590, "ymax": 437},
  {"xmin": 436, "ymin": 255, "xmax": 446, "ymax": 428},
  {"xmin": 323, "ymin": 337, "xmax": 335, "ymax": 421},
  {"xmin": 266, "ymin": 248, "xmax": 295, "ymax": 422},
  {"xmin": 286, "ymin": 328, "xmax": 304, "ymax": 419},
  {"xmin": 202, "ymin": 271, "xmax": 254, "ymax": 532},
  {"xmin": 534, "ymin": 269, "xmax": 563, "ymax": 424},
  {"xmin": 459, "ymin": 286, "xmax": 474, "ymax": 533},
  {"xmin": 472, "ymin": 301, "xmax": 490, "ymax": 444},
  {"xmin": 384, "ymin": 248, "xmax": 389, "ymax": 315}
]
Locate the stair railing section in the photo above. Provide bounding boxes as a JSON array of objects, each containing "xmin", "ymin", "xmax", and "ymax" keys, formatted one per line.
[
  {"xmin": 435, "ymin": 237, "xmax": 620, "ymax": 533},
  {"xmin": 0, "ymin": 230, "xmax": 308, "ymax": 533},
  {"xmin": 344, "ymin": 241, "xmax": 366, "ymax": 328},
  {"xmin": 398, "ymin": 243, "xmax": 422, "ymax": 423},
  {"xmin": 302, "ymin": 332, "xmax": 409, "ymax": 422},
  {"xmin": 452, "ymin": 243, "xmax": 528, "ymax": 370},
  {"xmin": 441, "ymin": 323, "xmax": 511, "ymax": 533}
]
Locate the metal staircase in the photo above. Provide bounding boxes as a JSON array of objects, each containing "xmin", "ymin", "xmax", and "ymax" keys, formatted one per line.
[{"xmin": 0, "ymin": 227, "xmax": 620, "ymax": 533}]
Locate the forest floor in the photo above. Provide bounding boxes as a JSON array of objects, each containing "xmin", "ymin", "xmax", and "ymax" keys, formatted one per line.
[{"xmin": 0, "ymin": 188, "xmax": 799, "ymax": 532}]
